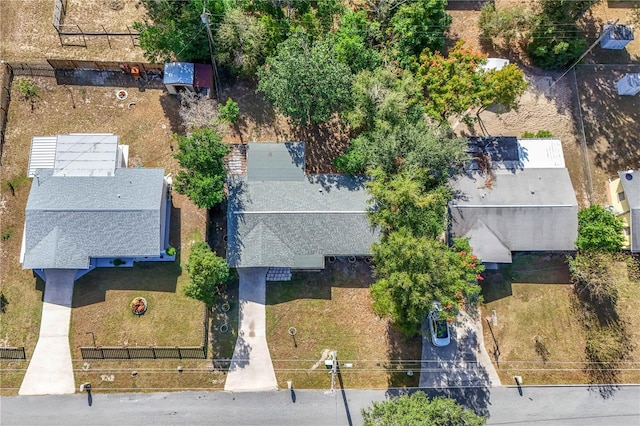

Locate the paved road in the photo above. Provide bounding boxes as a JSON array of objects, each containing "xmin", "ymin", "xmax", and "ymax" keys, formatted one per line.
[
  {"xmin": 420, "ymin": 310, "xmax": 500, "ymax": 389},
  {"xmin": 224, "ymin": 267, "xmax": 278, "ymax": 392},
  {"xmin": 2, "ymin": 386, "xmax": 639, "ymax": 425},
  {"xmin": 19, "ymin": 269, "xmax": 76, "ymax": 395}
]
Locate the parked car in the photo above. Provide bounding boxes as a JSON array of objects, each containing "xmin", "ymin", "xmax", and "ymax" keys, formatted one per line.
[{"xmin": 428, "ymin": 302, "xmax": 451, "ymax": 347}]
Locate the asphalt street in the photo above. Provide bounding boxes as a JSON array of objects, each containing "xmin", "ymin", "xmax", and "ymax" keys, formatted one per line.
[{"xmin": 1, "ymin": 386, "xmax": 639, "ymax": 425}]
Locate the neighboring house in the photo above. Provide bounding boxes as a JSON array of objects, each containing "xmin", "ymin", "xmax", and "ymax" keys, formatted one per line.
[
  {"xmin": 607, "ymin": 170, "xmax": 639, "ymax": 252},
  {"xmin": 226, "ymin": 142, "xmax": 379, "ymax": 269},
  {"xmin": 449, "ymin": 137, "xmax": 579, "ymax": 265},
  {"xmin": 21, "ymin": 134, "xmax": 174, "ymax": 281}
]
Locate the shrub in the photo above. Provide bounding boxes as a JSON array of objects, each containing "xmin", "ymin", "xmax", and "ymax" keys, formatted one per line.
[
  {"xmin": 1, "ymin": 230, "xmax": 11, "ymax": 240},
  {"xmin": 576, "ymin": 205, "xmax": 625, "ymax": 252},
  {"xmin": 165, "ymin": 247, "xmax": 176, "ymax": 256},
  {"xmin": 522, "ymin": 130, "xmax": 554, "ymax": 138},
  {"xmin": 219, "ymin": 98, "xmax": 240, "ymax": 124},
  {"xmin": 113, "ymin": 258, "xmax": 125, "ymax": 266},
  {"xmin": 17, "ymin": 78, "xmax": 38, "ymax": 99}
]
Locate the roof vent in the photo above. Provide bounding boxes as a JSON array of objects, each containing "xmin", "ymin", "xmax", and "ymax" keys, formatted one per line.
[{"xmin": 626, "ymin": 173, "xmax": 633, "ymax": 181}]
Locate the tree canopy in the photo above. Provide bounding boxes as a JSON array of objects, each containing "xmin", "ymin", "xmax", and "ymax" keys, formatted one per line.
[
  {"xmin": 388, "ymin": 0, "xmax": 451, "ymax": 67},
  {"xmin": 367, "ymin": 167, "xmax": 450, "ymax": 238},
  {"xmin": 173, "ymin": 128, "xmax": 229, "ymax": 209},
  {"xmin": 417, "ymin": 41, "xmax": 527, "ymax": 122},
  {"xmin": 185, "ymin": 242, "xmax": 230, "ymax": 307},
  {"xmin": 335, "ymin": 118, "xmax": 469, "ymax": 180},
  {"xmin": 134, "ymin": 0, "xmax": 224, "ymax": 63},
  {"xmin": 362, "ymin": 391, "xmax": 486, "ymax": 426},
  {"xmin": 257, "ymin": 30, "xmax": 354, "ymax": 124},
  {"xmin": 371, "ymin": 232, "xmax": 483, "ymax": 336},
  {"xmin": 576, "ymin": 205, "xmax": 625, "ymax": 252}
]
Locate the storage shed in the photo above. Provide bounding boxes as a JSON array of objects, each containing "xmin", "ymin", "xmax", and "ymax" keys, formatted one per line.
[
  {"xmin": 601, "ymin": 24, "xmax": 634, "ymax": 50},
  {"xmin": 616, "ymin": 73, "xmax": 640, "ymax": 96},
  {"xmin": 163, "ymin": 62, "xmax": 213, "ymax": 97}
]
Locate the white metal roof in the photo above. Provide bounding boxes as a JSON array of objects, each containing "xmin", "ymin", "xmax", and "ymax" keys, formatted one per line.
[
  {"xmin": 28, "ymin": 136, "xmax": 57, "ymax": 177},
  {"xmin": 481, "ymin": 58, "xmax": 509, "ymax": 72},
  {"xmin": 53, "ymin": 134, "xmax": 119, "ymax": 177},
  {"xmin": 517, "ymin": 138, "xmax": 565, "ymax": 168}
]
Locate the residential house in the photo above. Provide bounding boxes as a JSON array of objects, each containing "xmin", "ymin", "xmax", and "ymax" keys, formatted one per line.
[
  {"xmin": 226, "ymin": 142, "xmax": 379, "ymax": 270},
  {"xmin": 449, "ymin": 137, "xmax": 579, "ymax": 265},
  {"xmin": 607, "ymin": 170, "xmax": 639, "ymax": 252},
  {"xmin": 21, "ymin": 134, "xmax": 174, "ymax": 281}
]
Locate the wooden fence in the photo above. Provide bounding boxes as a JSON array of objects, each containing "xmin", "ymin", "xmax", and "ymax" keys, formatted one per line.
[
  {"xmin": 0, "ymin": 347, "xmax": 26, "ymax": 360},
  {"xmin": 0, "ymin": 63, "xmax": 11, "ymax": 164},
  {"xmin": 46, "ymin": 59, "xmax": 163, "ymax": 74}
]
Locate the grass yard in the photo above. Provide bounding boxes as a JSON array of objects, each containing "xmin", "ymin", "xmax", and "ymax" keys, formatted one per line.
[
  {"xmin": 481, "ymin": 253, "xmax": 640, "ymax": 385},
  {"xmin": 0, "ymin": 77, "xmax": 213, "ymax": 394},
  {"xmin": 266, "ymin": 259, "xmax": 422, "ymax": 390}
]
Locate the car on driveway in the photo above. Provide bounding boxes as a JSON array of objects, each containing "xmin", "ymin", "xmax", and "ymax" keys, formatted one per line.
[{"xmin": 428, "ymin": 303, "xmax": 451, "ymax": 347}]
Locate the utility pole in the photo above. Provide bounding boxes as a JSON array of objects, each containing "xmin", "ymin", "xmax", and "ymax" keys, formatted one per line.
[
  {"xmin": 324, "ymin": 351, "xmax": 337, "ymax": 396},
  {"xmin": 551, "ymin": 19, "xmax": 619, "ymax": 88},
  {"xmin": 201, "ymin": 5, "xmax": 221, "ymax": 101}
]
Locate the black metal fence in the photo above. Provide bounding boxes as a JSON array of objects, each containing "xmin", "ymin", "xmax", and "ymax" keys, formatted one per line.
[
  {"xmin": 80, "ymin": 305, "xmax": 209, "ymax": 360},
  {"xmin": 0, "ymin": 347, "xmax": 26, "ymax": 360},
  {"xmin": 0, "ymin": 63, "xmax": 11, "ymax": 164},
  {"xmin": 80, "ymin": 346, "xmax": 207, "ymax": 360}
]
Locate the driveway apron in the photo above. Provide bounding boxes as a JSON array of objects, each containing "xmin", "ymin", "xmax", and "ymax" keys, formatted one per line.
[
  {"xmin": 420, "ymin": 310, "xmax": 501, "ymax": 389},
  {"xmin": 224, "ymin": 268, "xmax": 278, "ymax": 392},
  {"xmin": 19, "ymin": 269, "xmax": 76, "ymax": 395}
]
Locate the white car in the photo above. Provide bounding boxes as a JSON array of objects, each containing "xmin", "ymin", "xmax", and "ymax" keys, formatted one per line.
[{"xmin": 428, "ymin": 303, "xmax": 451, "ymax": 347}]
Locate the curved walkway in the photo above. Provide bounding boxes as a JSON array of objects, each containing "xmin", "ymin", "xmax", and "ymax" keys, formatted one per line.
[
  {"xmin": 224, "ymin": 268, "xmax": 278, "ymax": 392},
  {"xmin": 19, "ymin": 269, "xmax": 76, "ymax": 395}
]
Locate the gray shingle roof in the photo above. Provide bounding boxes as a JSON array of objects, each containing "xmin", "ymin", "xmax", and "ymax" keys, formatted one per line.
[
  {"xmin": 246, "ymin": 142, "xmax": 305, "ymax": 181},
  {"xmin": 23, "ymin": 168, "xmax": 165, "ymax": 269},
  {"xmin": 227, "ymin": 174, "xmax": 379, "ymax": 268},
  {"xmin": 619, "ymin": 170, "xmax": 640, "ymax": 252},
  {"xmin": 449, "ymin": 168, "xmax": 578, "ymax": 263}
]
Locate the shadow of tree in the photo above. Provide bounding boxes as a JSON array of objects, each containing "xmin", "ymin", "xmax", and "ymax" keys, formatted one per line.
[
  {"xmin": 159, "ymin": 92, "xmax": 184, "ymax": 135},
  {"xmin": 574, "ymin": 64, "xmax": 640, "ymax": 175}
]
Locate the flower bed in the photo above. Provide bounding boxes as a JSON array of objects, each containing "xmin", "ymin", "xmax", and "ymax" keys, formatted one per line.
[{"xmin": 131, "ymin": 297, "xmax": 148, "ymax": 315}]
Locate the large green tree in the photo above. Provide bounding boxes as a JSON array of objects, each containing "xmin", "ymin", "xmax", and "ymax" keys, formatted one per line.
[
  {"xmin": 362, "ymin": 391, "xmax": 486, "ymax": 426},
  {"xmin": 331, "ymin": 11, "xmax": 382, "ymax": 74},
  {"xmin": 257, "ymin": 30, "xmax": 354, "ymax": 124},
  {"xmin": 388, "ymin": 0, "xmax": 451, "ymax": 67},
  {"xmin": 367, "ymin": 167, "xmax": 450, "ymax": 238},
  {"xmin": 214, "ymin": 9, "xmax": 270, "ymax": 78},
  {"xmin": 343, "ymin": 66, "xmax": 423, "ymax": 132},
  {"xmin": 335, "ymin": 118, "xmax": 469, "ymax": 179},
  {"xmin": 174, "ymin": 128, "xmax": 229, "ymax": 209},
  {"xmin": 134, "ymin": 0, "xmax": 224, "ymax": 63},
  {"xmin": 371, "ymin": 232, "xmax": 483, "ymax": 336},
  {"xmin": 576, "ymin": 205, "xmax": 625, "ymax": 252},
  {"xmin": 185, "ymin": 242, "xmax": 230, "ymax": 307},
  {"xmin": 417, "ymin": 41, "xmax": 527, "ymax": 122}
]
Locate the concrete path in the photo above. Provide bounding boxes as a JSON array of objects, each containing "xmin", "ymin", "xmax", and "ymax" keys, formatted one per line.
[
  {"xmin": 225, "ymin": 268, "xmax": 278, "ymax": 392},
  {"xmin": 420, "ymin": 310, "xmax": 501, "ymax": 389},
  {"xmin": 19, "ymin": 269, "xmax": 76, "ymax": 395}
]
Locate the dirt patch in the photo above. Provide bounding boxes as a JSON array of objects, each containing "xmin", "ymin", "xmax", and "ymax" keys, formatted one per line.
[
  {"xmin": 221, "ymin": 81, "xmax": 350, "ymax": 173},
  {"xmin": 0, "ymin": 1, "xmax": 146, "ymax": 62},
  {"xmin": 574, "ymin": 64, "xmax": 640, "ymax": 204}
]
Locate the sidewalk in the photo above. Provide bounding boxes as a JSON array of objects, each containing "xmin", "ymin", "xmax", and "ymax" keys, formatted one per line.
[
  {"xmin": 19, "ymin": 269, "xmax": 76, "ymax": 395},
  {"xmin": 224, "ymin": 268, "xmax": 278, "ymax": 392}
]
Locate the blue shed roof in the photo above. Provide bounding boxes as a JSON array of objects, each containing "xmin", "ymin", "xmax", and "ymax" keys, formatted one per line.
[{"xmin": 163, "ymin": 62, "xmax": 195, "ymax": 85}]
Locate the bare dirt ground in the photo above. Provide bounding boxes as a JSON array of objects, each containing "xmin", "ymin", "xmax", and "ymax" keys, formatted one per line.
[
  {"xmin": 0, "ymin": 0, "xmax": 146, "ymax": 62},
  {"xmin": 222, "ymin": 81, "xmax": 351, "ymax": 174}
]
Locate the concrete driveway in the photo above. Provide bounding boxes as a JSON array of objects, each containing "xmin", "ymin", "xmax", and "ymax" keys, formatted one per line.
[
  {"xmin": 224, "ymin": 268, "xmax": 278, "ymax": 392},
  {"xmin": 420, "ymin": 310, "xmax": 500, "ymax": 389},
  {"xmin": 19, "ymin": 269, "xmax": 76, "ymax": 395}
]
